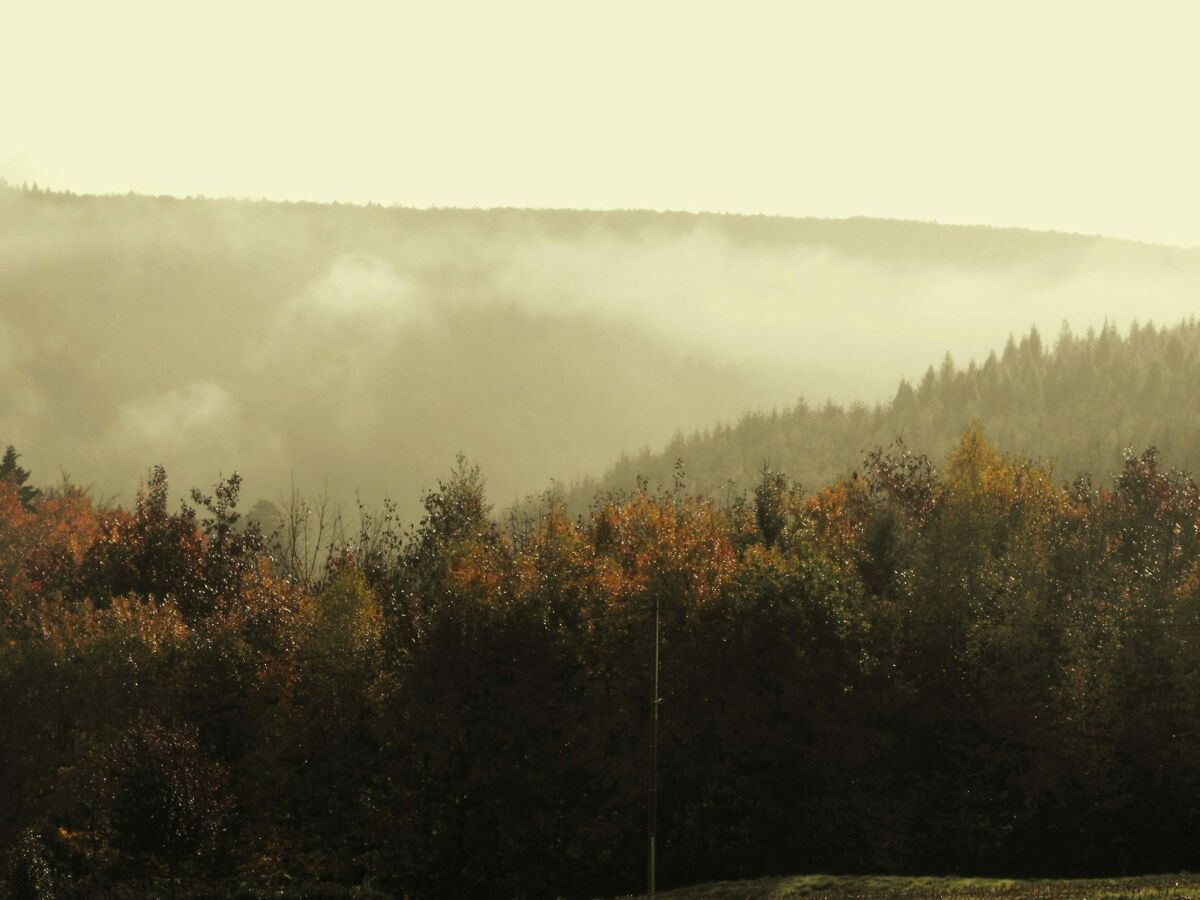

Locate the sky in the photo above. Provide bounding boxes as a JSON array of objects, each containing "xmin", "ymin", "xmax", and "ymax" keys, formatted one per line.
[{"xmin": 3, "ymin": 0, "xmax": 1199, "ymax": 246}]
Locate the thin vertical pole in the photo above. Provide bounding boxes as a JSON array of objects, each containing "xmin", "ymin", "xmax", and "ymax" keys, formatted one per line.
[{"xmin": 648, "ymin": 592, "xmax": 660, "ymax": 898}]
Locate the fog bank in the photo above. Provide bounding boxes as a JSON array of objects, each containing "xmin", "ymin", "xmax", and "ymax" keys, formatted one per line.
[{"xmin": 3, "ymin": 186, "xmax": 1198, "ymax": 516}]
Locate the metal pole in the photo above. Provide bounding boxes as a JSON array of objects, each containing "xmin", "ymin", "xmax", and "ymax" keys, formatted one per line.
[{"xmin": 648, "ymin": 592, "xmax": 660, "ymax": 899}]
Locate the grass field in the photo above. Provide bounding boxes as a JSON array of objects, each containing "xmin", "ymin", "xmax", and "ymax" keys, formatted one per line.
[{"xmin": 616, "ymin": 873, "xmax": 1200, "ymax": 899}]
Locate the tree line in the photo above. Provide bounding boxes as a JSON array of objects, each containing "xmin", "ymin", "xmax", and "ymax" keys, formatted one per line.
[
  {"xmin": 5, "ymin": 426, "xmax": 1200, "ymax": 897},
  {"xmin": 570, "ymin": 318, "xmax": 1200, "ymax": 514}
]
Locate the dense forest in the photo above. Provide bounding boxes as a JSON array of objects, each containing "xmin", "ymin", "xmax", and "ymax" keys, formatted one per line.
[
  {"xmin": 9, "ymin": 182, "xmax": 1200, "ymax": 897},
  {"xmin": 6, "ymin": 181, "xmax": 1200, "ymax": 519},
  {"xmin": 571, "ymin": 319, "xmax": 1200, "ymax": 514},
  {"xmin": 6, "ymin": 420, "xmax": 1200, "ymax": 897}
]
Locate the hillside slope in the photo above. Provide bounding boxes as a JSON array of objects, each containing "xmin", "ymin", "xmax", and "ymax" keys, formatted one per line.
[
  {"xmin": 572, "ymin": 320, "xmax": 1200, "ymax": 508},
  {"xmin": 4, "ymin": 182, "xmax": 1200, "ymax": 514}
]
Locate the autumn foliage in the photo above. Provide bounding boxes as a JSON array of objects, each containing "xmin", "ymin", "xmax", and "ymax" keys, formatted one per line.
[{"xmin": 6, "ymin": 432, "xmax": 1200, "ymax": 896}]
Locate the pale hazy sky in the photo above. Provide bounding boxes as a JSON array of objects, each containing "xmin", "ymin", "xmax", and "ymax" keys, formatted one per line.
[{"xmin": 3, "ymin": 1, "xmax": 1199, "ymax": 246}]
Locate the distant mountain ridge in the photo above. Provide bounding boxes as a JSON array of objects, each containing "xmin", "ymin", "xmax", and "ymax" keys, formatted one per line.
[
  {"xmin": 6, "ymin": 179, "xmax": 1194, "ymax": 262},
  {"xmin": 3, "ymin": 179, "xmax": 1200, "ymax": 518}
]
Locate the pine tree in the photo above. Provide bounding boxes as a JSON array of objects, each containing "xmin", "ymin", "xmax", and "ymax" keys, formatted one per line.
[{"xmin": 0, "ymin": 444, "xmax": 39, "ymax": 509}]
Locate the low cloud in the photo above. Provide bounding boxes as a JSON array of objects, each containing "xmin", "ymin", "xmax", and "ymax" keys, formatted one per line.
[
  {"xmin": 116, "ymin": 381, "xmax": 239, "ymax": 445},
  {"xmin": 7, "ymin": 192, "xmax": 1200, "ymax": 517},
  {"xmin": 294, "ymin": 253, "xmax": 423, "ymax": 323}
]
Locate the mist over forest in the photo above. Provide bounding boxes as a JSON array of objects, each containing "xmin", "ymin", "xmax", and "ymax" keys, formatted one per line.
[
  {"xmin": 571, "ymin": 318, "xmax": 1200, "ymax": 515},
  {"xmin": 5, "ymin": 181, "xmax": 1200, "ymax": 518},
  {"xmin": 11, "ymin": 0, "xmax": 1200, "ymax": 893},
  {"xmin": 12, "ymin": 181, "xmax": 1200, "ymax": 897}
]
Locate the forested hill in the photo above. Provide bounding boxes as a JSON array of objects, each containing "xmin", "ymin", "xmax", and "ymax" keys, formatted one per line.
[
  {"xmin": 570, "ymin": 319, "xmax": 1200, "ymax": 507},
  {"xmin": 5, "ymin": 180, "xmax": 1200, "ymax": 517},
  {"xmin": 5, "ymin": 180, "xmax": 1180, "ymax": 265}
]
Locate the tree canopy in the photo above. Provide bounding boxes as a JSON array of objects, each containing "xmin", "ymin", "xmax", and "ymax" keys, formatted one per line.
[{"xmin": 6, "ymin": 428, "xmax": 1200, "ymax": 895}]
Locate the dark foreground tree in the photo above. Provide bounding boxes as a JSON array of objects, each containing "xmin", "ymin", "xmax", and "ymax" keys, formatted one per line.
[{"xmin": 103, "ymin": 718, "xmax": 234, "ymax": 896}]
